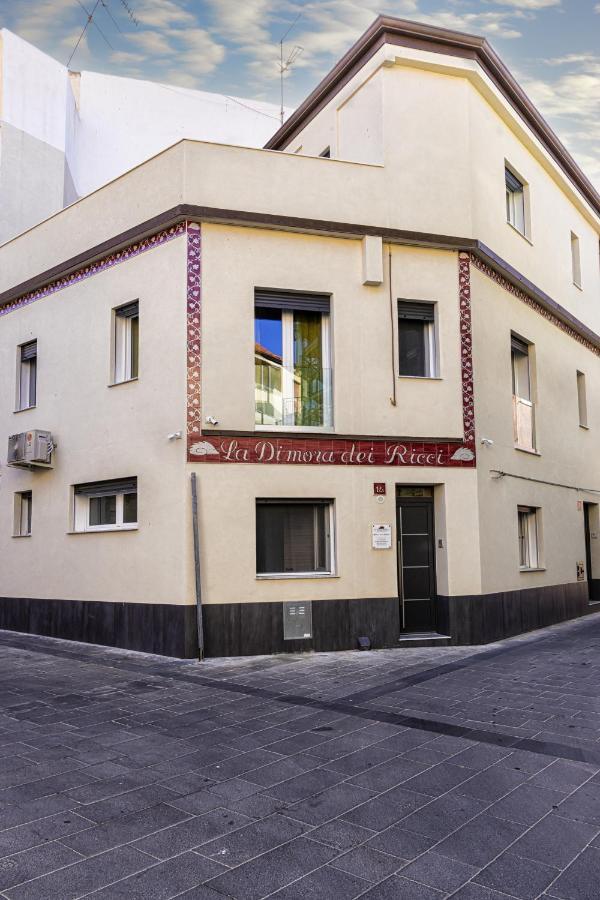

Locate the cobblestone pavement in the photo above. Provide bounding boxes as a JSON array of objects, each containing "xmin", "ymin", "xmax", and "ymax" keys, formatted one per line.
[{"xmin": 1, "ymin": 617, "xmax": 600, "ymax": 899}]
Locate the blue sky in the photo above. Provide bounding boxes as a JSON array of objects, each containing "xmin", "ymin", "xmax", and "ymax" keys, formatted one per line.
[{"xmin": 1, "ymin": 0, "xmax": 599, "ymax": 186}]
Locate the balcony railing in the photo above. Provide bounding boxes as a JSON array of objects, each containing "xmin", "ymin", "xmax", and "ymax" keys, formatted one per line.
[
  {"xmin": 255, "ymin": 364, "xmax": 333, "ymax": 428},
  {"xmin": 513, "ymin": 395, "xmax": 535, "ymax": 451}
]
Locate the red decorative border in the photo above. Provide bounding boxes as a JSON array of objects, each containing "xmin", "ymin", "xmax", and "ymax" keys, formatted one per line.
[
  {"xmin": 186, "ymin": 223, "xmax": 202, "ymax": 435},
  {"xmin": 471, "ymin": 254, "xmax": 600, "ymax": 357},
  {"xmin": 187, "ymin": 249, "xmax": 477, "ymax": 467},
  {"xmin": 0, "ymin": 223, "xmax": 186, "ymax": 318}
]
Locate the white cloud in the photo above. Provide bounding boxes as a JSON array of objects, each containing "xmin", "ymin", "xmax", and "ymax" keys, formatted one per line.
[{"xmin": 493, "ymin": 0, "xmax": 560, "ymax": 8}]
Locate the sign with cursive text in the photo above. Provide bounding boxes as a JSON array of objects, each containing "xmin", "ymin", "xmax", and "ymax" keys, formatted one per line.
[{"xmin": 188, "ymin": 435, "xmax": 475, "ymax": 467}]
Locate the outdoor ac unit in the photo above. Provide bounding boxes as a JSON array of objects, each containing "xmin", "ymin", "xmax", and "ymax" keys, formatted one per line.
[{"xmin": 7, "ymin": 430, "xmax": 54, "ymax": 468}]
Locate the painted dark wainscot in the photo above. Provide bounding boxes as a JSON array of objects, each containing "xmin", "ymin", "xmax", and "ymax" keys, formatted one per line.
[{"xmin": 0, "ymin": 597, "xmax": 198, "ymax": 658}]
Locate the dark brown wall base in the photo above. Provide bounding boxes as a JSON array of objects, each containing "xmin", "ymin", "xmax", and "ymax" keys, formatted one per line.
[
  {"xmin": 0, "ymin": 597, "xmax": 198, "ymax": 659},
  {"xmin": 202, "ymin": 597, "xmax": 400, "ymax": 657},
  {"xmin": 438, "ymin": 581, "xmax": 593, "ymax": 646}
]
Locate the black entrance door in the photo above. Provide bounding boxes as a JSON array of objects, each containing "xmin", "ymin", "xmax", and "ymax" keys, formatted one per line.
[
  {"xmin": 584, "ymin": 503, "xmax": 594, "ymax": 602},
  {"xmin": 396, "ymin": 494, "xmax": 437, "ymax": 632}
]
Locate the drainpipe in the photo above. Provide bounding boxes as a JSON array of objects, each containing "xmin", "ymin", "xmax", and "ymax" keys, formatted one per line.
[{"xmin": 190, "ymin": 473, "xmax": 204, "ymax": 660}]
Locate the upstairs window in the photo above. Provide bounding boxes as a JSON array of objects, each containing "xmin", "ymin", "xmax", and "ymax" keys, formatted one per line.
[
  {"xmin": 398, "ymin": 301, "xmax": 436, "ymax": 378},
  {"xmin": 577, "ymin": 371, "xmax": 588, "ymax": 428},
  {"xmin": 511, "ymin": 334, "xmax": 535, "ymax": 451},
  {"xmin": 17, "ymin": 340, "xmax": 37, "ymax": 410},
  {"xmin": 505, "ymin": 167, "xmax": 526, "ymax": 235},
  {"xmin": 14, "ymin": 491, "xmax": 32, "ymax": 537},
  {"xmin": 518, "ymin": 506, "xmax": 539, "ymax": 570},
  {"xmin": 256, "ymin": 500, "xmax": 334, "ymax": 576},
  {"xmin": 113, "ymin": 301, "xmax": 139, "ymax": 383},
  {"xmin": 73, "ymin": 477, "xmax": 137, "ymax": 532},
  {"xmin": 571, "ymin": 232, "xmax": 582, "ymax": 287},
  {"xmin": 254, "ymin": 290, "xmax": 332, "ymax": 428}
]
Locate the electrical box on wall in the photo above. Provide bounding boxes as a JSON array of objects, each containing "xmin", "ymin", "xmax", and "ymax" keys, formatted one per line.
[{"xmin": 283, "ymin": 602, "xmax": 312, "ymax": 640}]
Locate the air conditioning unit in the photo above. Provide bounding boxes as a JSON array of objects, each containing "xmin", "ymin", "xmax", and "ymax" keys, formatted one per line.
[{"xmin": 7, "ymin": 430, "xmax": 54, "ymax": 468}]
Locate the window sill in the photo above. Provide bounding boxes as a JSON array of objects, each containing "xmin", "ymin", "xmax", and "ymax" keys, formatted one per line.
[
  {"xmin": 12, "ymin": 534, "xmax": 31, "ymax": 539},
  {"xmin": 520, "ymin": 567, "xmax": 546, "ymax": 573},
  {"xmin": 397, "ymin": 375, "xmax": 442, "ymax": 381},
  {"xmin": 579, "ymin": 424, "xmax": 590, "ymax": 431},
  {"xmin": 108, "ymin": 377, "xmax": 138, "ymax": 388},
  {"xmin": 573, "ymin": 282, "xmax": 583, "ymax": 292},
  {"xmin": 514, "ymin": 445, "xmax": 541, "ymax": 456},
  {"xmin": 67, "ymin": 526, "xmax": 138, "ymax": 534},
  {"xmin": 506, "ymin": 221, "xmax": 532, "ymax": 245},
  {"xmin": 256, "ymin": 573, "xmax": 339, "ymax": 580},
  {"xmin": 13, "ymin": 405, "xmax": 36, "ymax": 413},
  {"xmin": 255, "ymin": 425, "xmax": 334, "ymax": 434}
]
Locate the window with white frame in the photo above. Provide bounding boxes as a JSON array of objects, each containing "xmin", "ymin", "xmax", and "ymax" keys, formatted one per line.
[
  {"xmin": 505, "ymin": 167, "xmax": 526, "ymax": 235},
  {"xmin": 14, "ymin": 491, "xmax": 32, "ymax": 536},
  {"xmin": 256, "ymin": 500, "xmax": 334, "ymax": 576},
  {"xmin": 577, "ymin": 371, "xmax": 588, "ymax": 428},
  {"xmin": 518, "ymin": 506, "xmax": 539, "ymax": 570},
  {"xmin": 73, "ymin": 478, "xmax": 137, "ymax": 532},
  {"xmin": 398, "ymin": 301, "xmax": 437, "ymax": 378},
  {"xmin": 511, "ymin": 334, "xmax": 535, "ymax": 450},
  {"xmin": 571, "ymin": 232, "xmax": 582, "ymax": 287},
  {"xmin": 17, "ymin": 341, "xmax": 37, "ymax": 410},
  {"xmin": 113, "ymin": 302, "xmax": 139, "ymax": 383},
  {"xmin": 254, "ymin": 290, "xmax": 332, "ymax": 428}
]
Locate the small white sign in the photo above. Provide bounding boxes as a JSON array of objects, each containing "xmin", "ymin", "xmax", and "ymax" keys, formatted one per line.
[{"xmin": 372, "ymin": 524, "xmax": 392, "ymax": 549}]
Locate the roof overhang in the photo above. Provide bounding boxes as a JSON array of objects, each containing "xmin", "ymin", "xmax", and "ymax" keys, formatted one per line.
[{"xmin": 265, "ymin": 15, "xmax": 600, "ymax": 218}]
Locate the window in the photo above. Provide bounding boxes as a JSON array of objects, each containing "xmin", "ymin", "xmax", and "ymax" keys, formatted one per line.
[
  {"xmin": 398, "ymin": 301, "xmax": 436, "ymax": 378},
  {"xmin": 511, "ymin": 334, "xmax": 535, "ymax": 450},
  {"xmin": 17, "ymin": 341, "xmax": 37, "ymax": 410},
  {"xmin": 571, "ymin": 232, "xmax": 582, "ymax": 287},
  {"xmin": 113, "ymin": 301, "xmax": 139, "ymax": 383},
  {"xmin": 73, "ymin": 477, "xmax": 137, "ymax": 532},
  {"xmin": 319, "ymin": 146, "xmax": 331, "ymax": 158},
  {"xmin": 256, "ymin": 500, "xmax": 334, "ymax": 576},
  {"xmin": 577, "ymin": 371, "xmax": 588, "ymax": 428},
  {"xmin": 14, "ymin": 491, "xmax": 32, "ymax": 536},
  {"xmin": 505, "ymin": 167, "xmax": 526, "ymax": 235},
  {"xmin": 254, "ymin": 290, "xmax": 332, "ymax": 428},
  {"xmin": 518, "ymin": 506, "xmax": 539, "ymax": 570}
]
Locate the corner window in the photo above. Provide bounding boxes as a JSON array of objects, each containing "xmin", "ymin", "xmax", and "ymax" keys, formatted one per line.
[
  {"xmin": 14, "ymin": 491, "xmax": 32, "ymax": 536},
  {"xmin": 505, "ymin": 166, "xmax": 526, "ymax": 235},
  {"xmin": 518, "ymin": 506, "xmax": 539, "ymax": 570},
  {"xmin": 571, "ymin": 232, "xmax": 582, "ymax": 288},
  {"xmin": 113, "ymin": 301, "xmax": 139, "ymax": 384},
  {"xmin": 17, "ymin": 341, "xmax": 37, "ymax": 410},
  {"xmin": 511, "ymin": 334, "xmax": 535, "ymax": 451},
  {"xmin": 256, "ymin": 500, "xmax": 334, "ymax": 576},
  {"xmin": 398, "ymin": 301, "xmax": 436, "ymax": 378},
  {"xmin": 254, "ymin": 290, "xmax": 332, "ymax": 428},
  {"xmin": 73, "ymin": 478, "xmax": 137, "ymax": 532},
  {"xmin": 577, "ymin": 371, "xmax": 588, "ymax": 428}
]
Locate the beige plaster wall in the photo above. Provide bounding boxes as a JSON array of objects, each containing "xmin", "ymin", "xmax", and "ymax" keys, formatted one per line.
[
  {"xmin": 188, "ymin": 462, "xmax": 481, "ymax": 606},
  {"xmin": 201, "ymin": 225, "xmax": 464, "ymax": 439},
  {"xmin": 471, "ymin": 265, "xmax": 600, "ymax": 593},
  {"xmin": 0, "ymin": 236, "xmax": 190, "ymax": 605}
]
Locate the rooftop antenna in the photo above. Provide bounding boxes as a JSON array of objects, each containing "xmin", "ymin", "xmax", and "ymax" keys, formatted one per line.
[
  {"xmin": 67, "ymin": 0, "xmax": 137, "ymax": 68},
  {"xmin": 278, "ymin": 13, "xmax": 303, "ymax": 125}
]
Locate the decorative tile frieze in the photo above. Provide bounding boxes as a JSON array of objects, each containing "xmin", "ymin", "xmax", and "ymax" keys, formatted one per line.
[
  {"xmin": 471, "ymin": 253, "xmax": 600, "ymax": 357},
  {"xmin": 186, "ymin": 223, "xmax": 202, "ymax": 434},
  {"xmin": 0, "ymin": 223, "xmax": 186, "ymax": 318}
]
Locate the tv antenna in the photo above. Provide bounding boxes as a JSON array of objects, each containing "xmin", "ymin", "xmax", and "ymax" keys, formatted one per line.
[
  {"xmin": 278, "ymin": 13, "xmax": 303, "ymax": 125},
  {"xmin": 67, "ymin": 0, "xmax": 138, "ymax": 68}
]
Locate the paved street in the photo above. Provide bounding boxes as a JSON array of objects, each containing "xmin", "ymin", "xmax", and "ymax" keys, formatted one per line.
[{"xmin": 0, "ymin": 618, "xmax": 600, "ymax": 899}]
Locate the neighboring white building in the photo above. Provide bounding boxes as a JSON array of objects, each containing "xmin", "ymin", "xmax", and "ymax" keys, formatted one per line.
[{"xmin": 0, "ymin": 29, "xmax": 284, "ymax": 243}]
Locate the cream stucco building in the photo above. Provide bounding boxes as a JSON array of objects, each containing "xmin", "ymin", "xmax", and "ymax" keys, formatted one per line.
[{"xmin": 1, "ymin": 17, "xmax": 599, "ymax": 658}]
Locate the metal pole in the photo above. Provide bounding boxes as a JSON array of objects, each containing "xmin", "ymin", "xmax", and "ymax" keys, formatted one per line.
[{"xmin": 191, "ymin": 473, "xmax": 204, "ymax": 660}]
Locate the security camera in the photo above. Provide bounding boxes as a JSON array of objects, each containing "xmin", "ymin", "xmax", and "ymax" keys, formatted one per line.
[
  {"xmin": 205, "ymin": 416, "xmax": 219, "ymax": 426},
  {"xmin": 167, "ymin": 431, "xmax": 182, "ymax": 441},
  {"xmin": 480, "ymin": 437, "xmax": 494, "ymax": 447}
]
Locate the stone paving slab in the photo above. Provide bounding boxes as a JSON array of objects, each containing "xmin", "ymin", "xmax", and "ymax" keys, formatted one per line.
[{"xmin": 1, "ymin": 615, "xmax": 600, "ymax": 897}]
